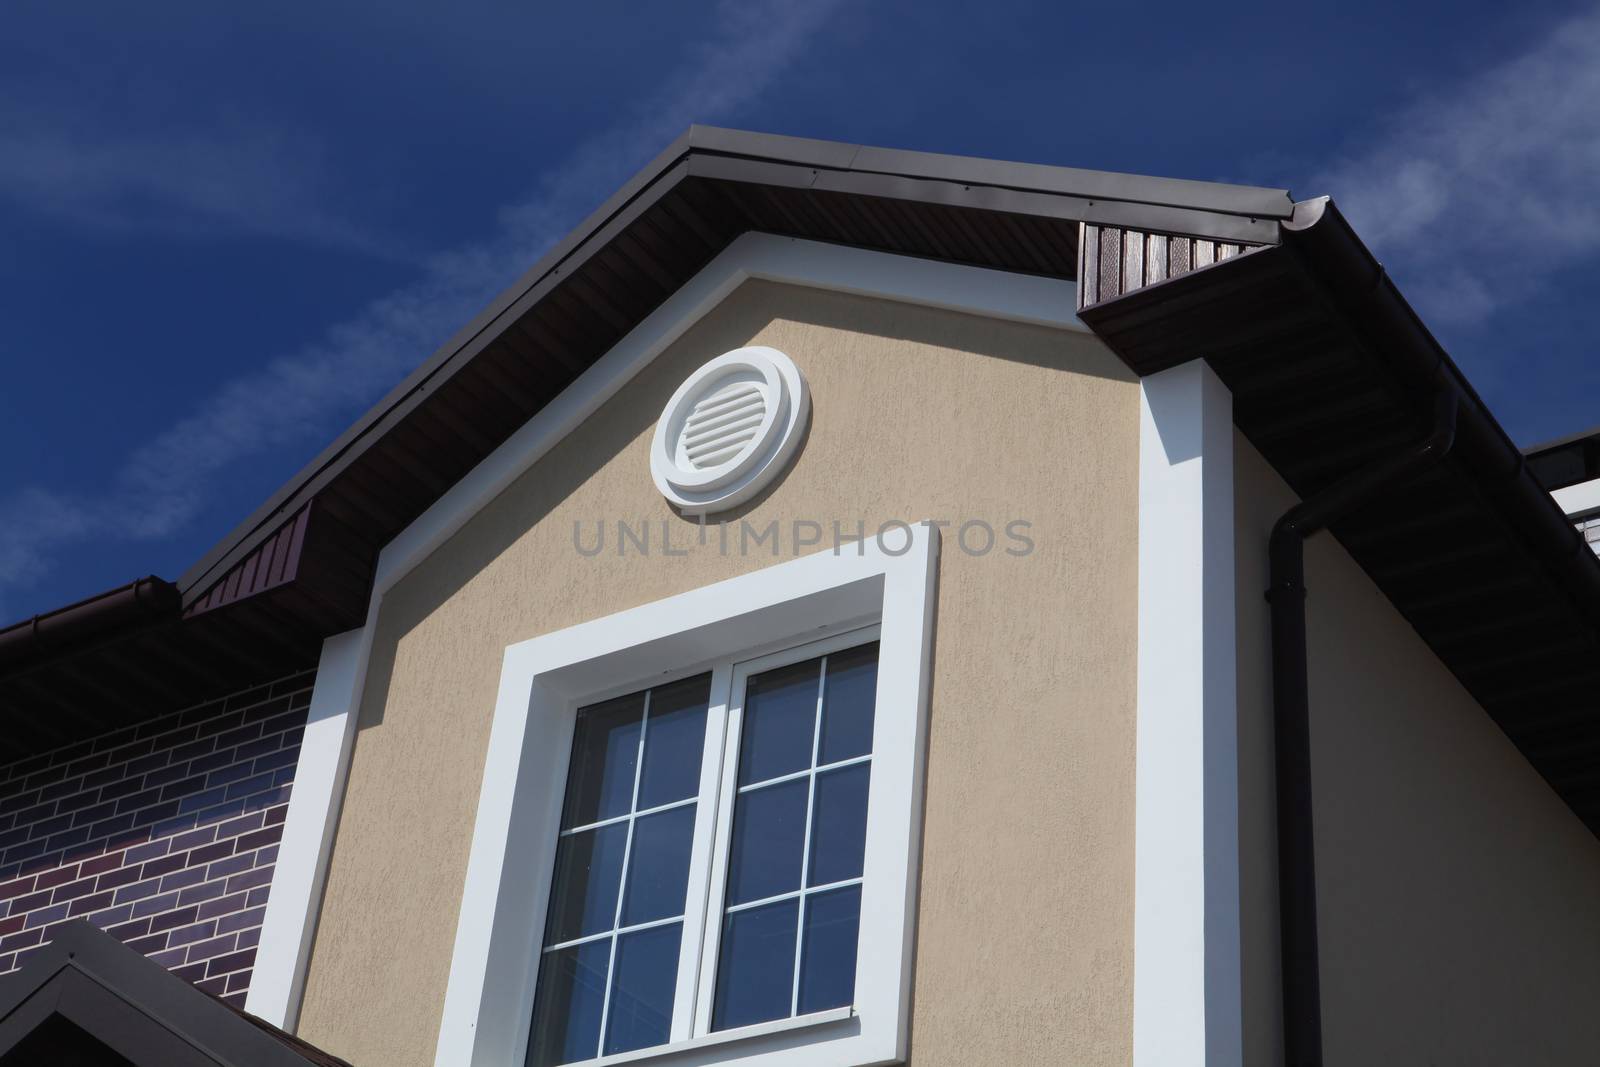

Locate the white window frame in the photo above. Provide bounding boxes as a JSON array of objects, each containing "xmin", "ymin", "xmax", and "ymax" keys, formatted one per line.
[
  {"xmin": 691, "ymin": 624, "xmax": 880, "ymax": 1036},
  {"xmin": 435, "ymin": 525, "xmax": 940, "ymax": 1067}
]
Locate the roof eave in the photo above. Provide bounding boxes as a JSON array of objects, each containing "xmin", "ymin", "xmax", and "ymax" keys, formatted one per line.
[
  {"xmin": 177, "ymin": 125, "xmax": 1293, "ymax": 607},
  {"xmin": 0, "ymin": 921, "xmax": 351, "ymax": 1066},
  {"xmin": 1080, "ymin": 195, "xmax": 1600, "ymax": 834}
]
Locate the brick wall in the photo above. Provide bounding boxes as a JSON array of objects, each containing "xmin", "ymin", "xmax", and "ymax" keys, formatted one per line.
[{"xmin": 0, "ymin": 668, "xmax": 312, "ymax": 1006}]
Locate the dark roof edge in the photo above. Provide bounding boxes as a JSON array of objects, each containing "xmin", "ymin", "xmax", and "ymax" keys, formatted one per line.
[
  {"xmin": 178, "ymin": 125, "xmax": 1294, "ymax": 605},
  {"xmin": 685, "ymin": 124, "xmax": 1295, "ymax": 220},
  {"xmin": 1280, "ymin": 196, "xmax": 1600, "ymax": 622},
  {"xmin": 176, "ymin": 127, "xmax": 705, "ymax": 600},
  {"xmin": 1523, "ymin": 422, "xmax": 1600, "ymax": 457},
  {"xmin": 1523, "ymin": 422, "xmax": 1600, "ymax": 495},
  {"xmin": 0, "ymin": 920, "xmax": 350, "ymax": 1066},
  {"xmin": 0, "ymin": 577, "xmax": 178, "ymax": 674},
  {"xmin": 1523, "ymin": 424, "xmax": 1600, "ymax": 493}
]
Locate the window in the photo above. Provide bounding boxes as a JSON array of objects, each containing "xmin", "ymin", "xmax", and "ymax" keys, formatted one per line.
[
  {"xmin": 438, "ymin": 527, "xmax": 937, "ymax": 1067},
  {"xmin": 528, "ymin": 674, "xmax": 712, "ymax": 1065},
  {"xmin": 527, "ymin": 636, "xmax": 881, "ymax": 1066},
  {"xmin": 711, "ymin": 641, "xmax": 876, "ymax": 1033}
]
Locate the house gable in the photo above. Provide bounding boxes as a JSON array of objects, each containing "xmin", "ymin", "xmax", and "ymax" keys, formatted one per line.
[{"xmin": 291, "ymin": 268, "xmax": 1142, "ymax": 1066}]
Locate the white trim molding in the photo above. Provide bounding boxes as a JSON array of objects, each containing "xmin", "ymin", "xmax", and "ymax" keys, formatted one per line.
[
  {"xmin": 375, "ymin": 232, "xmax": 1082, "ymax": 595},
  {"xmin": 247, "ymin": 235, "xmax": 1074, "ymax": 1035},
  {"xmin": 435, "ymin": 526, "xmax": 939, "ymax": 1067},
  {"xmin": 1133, "ymin": 361, "xmax": 1243, "ymax": 1067},
  {"xmin": 245, "ymin": 627, "xmax": 370, "ymax": 1028},
  {"xmin": 1553, "ymin": 477, "xmax": 1600, "ymax": 519}
]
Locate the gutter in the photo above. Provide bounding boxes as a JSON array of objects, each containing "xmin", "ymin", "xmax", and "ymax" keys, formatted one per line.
[
  {"xmin": 0, "ymin": 577, "xmax": 180, "ymax": 675},
  {"xmin": 1265, "ymin": 198, "xmax": 1600, "ymax": 1063},
  {"xmin": 1278, "ymin": 199, "xmax": 1600, "ymax": 623},
  {"xmin": 1080, "ymin": 192, "xmax": 1600, "ymax": 1057},
  {"xmin": 1267, "ymin": 385, "xmax": 1459, "ymax": 1065}
]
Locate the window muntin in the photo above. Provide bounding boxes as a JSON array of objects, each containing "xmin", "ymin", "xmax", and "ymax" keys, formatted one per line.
[
  {"xmin": 527, "ymin": 637, "xmax": 879, "ymax": 1066},
  {"xmin": 713, "ymin": 643, "xmax": 877, "ymax": 1032},
  {"xmin": 528, "ymin": 675, "xmax": 711, "ymax": 1066}
]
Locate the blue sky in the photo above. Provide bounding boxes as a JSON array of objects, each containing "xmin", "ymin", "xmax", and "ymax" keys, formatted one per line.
[{"xmin": 3, "ymin": 0, "xmax": 1599, "ymax": 622}]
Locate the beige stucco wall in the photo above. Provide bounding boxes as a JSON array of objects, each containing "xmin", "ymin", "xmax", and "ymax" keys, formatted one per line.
[
  {"xmin": 1235, "ymin": 432, "xmax": 1600, "ymax": 1065},
  {"xmin": 295, "ymin": 279, "xmax": 1142, "ymax": 1066}
]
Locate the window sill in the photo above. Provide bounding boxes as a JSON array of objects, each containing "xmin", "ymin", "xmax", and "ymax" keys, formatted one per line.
[{"xmin": 576, "ymin": 1007, "xmax": 857, "ymax": 1067}]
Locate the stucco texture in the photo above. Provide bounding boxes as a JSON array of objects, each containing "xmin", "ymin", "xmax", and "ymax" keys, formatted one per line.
[
  {"xmin": 1235, "ymin": 432, "xmax": 1600, "ymax": 1065},
  {"xmin": 295, "ymin": 280, "xmax": 1142, "ymax": 1066}
]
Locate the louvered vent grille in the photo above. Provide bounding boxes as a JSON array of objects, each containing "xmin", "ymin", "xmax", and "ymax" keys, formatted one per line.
[
  {"xmin": 677, "ymin": 378, "xmax": 768, "ymax": 470},
  {"xmin": 651, "ymin": 346, "xmax": 808, "ymax": 515}
]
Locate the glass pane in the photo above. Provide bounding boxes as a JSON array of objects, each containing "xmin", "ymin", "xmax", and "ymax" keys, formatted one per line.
[
  {"xmin": 638, "ymin": 675, "xmax": 710, "ymax": 809},
  {"xmin": 808, "ymin": 763, "xmax": 870, "ymax": 887},
  {"xmin": 603, "ymin": 923, "xmax": 681, "ymax": 1056},
  {"xmin": 620, "ymin": 805, "xmax": 696, "ymax": 926},
  {"xmin": 712, "ymin": 899, "xmax": 798, "ymax": 1031},
  {"xmin": 545, "ymin": 823, "xmax": 628, "ymax": 944},
  {"xmin": 726, "ymin": 778, "xmax": 807, "ymax": 905},
  {"xmin": 563, "ymin": 693, "xmax": 644, "ymax": 827},
  {"xmin": 797, "ymin": 885, "xmax": 861, "ymax": 1015},
  {"xmin": 527, "ymin": 938, "xmax": 609, "ymax": 1067},
  {"xmin": 818, "ymin": 642, "xmax": 878, "ymax": 765},
  {"xmin": 738, "ymin": 658, "xmax": 820, "ymax": 785}
]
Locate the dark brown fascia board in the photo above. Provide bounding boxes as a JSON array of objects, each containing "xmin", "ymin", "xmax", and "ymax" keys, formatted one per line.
[
  {"xmin": 176, "ymin": 133, "xmax": 703, "ymax": 605},
  {"xmin": 1278, "ymin": 198, "xmax": 1600, "ymax": 616},
  {"xmin": 1080, "ymin": 196, "xmax": 1600, "ymax": 842},
  {"xmin": 693, "ymin": 154, "xmax": 1281, "ymax": 243},
  {"xmin": 1522, "ymin": 423, "xmax": 1600, "ymax": 492},
  {"xmin": 1524, "ymin": 423, "xmax": 1600, "ymax": 456},
  {"xmin": 684, "ymin": 124, "xmax": 1295, "ymax": 222},
  {"xmin": 1081, "ymin": 194, "xmax": 1600, "ymax": 630},
  {"xmin": 0, "ymin": 968, "xmax": 225, "ymax": 1067},
  {"xmin": 179, "ymin": 125, "xmax": 1294, "ymax": 606},
  {"xmin": 0, "ymin": 920, "xmax": 336, "ymax": 1066},
  {"xmin": 0, "ymin": 577, "xmax": 180, "ymax": 676}
]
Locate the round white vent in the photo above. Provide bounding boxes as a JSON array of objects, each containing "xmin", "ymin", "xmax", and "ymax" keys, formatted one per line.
[{"xmin": 651, "ymin": 346, "xmax": 809, "ymax": 515}]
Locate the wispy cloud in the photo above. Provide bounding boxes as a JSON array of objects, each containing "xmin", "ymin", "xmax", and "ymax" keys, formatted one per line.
[
  {"xmin": 1318, "ymin": 4, "xmax": 1600, "ymax": 326},
  {"xmin": 0, "ymin": 115, "xmax": 416, "ymax": 261},
  {"xmin": 0, "ymin": 0, "xmax": 845, "ymax": 618}
]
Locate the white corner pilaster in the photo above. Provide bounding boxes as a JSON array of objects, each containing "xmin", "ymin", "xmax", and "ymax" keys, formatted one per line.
[
  {"xmin": 245, "ymin": 626, "xmax": 370, "ymax": 1030},
  {"xmin": 1134, "ymin": 360, "xmax": 1242, "ymax": 1066}
]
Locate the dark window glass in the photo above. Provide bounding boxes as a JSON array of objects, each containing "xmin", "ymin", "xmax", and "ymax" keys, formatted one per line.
[
  {"xmin": 797, "ymin": 885, "xmax": 861, "ymax": 1015},
  {"xmin": 713, "ymin": 642, "xmax": 878, "ymax": 1031},
  {"xmin": 603, "ymin": 923, "xmax": 681, "ymax": 1056},
  {"xmin": 712, "ymin": 899, "xmax": 799, "ymax": 1031},
  {"xmin": 545, "ymin": 824, "xmax": 628, "ymax": 944},
  {"xmin": 562, "ymin": 694, "xmax": 644, "ymax": 828},
  {"xmin": 738, "ymin": 659, "xmax": 820, "ymax": 785},
  {"xmin": 725, "ymin": 778, "xmax": 807, "ymax": 905},
  {"xmin": 530, "ymin": 675, "xmax": 709, "ymax": 1066},
  {"xmin": 638, "ymin": 675, "xmax": 710, "ymax": 809},
  {"xmin": 528, "ymin": 939, "xmax": 609, "ymax": 1067},
  {"xmin": 620, "ymin": 806, "xmax": 696, "ymax": 927},
  {"xmin": 818, "ymin": 642, "xmax": 878, "ymax": 764},
  {"xmin": 808, "ymin": 763, "xmax": 870, "ymax": 887}
]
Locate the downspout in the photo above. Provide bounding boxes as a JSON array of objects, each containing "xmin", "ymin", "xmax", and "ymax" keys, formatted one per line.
[{"xmin": 1267, "ymin": 383, "xmax": 1459, "ymax": 1065}]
